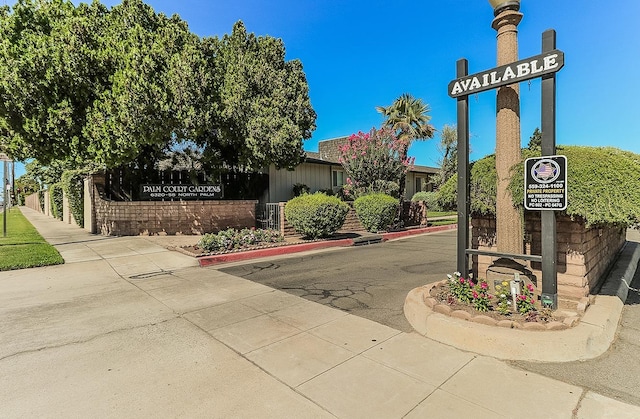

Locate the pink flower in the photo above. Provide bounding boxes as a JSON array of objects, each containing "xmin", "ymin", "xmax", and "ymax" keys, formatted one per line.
[
  {"xmin": 480, "ymin": 282, "xmax": 488, "ymax": 290},
  {"xmin": 472, "ymin": 291, "xmax": 479, "ymax": 299},
  {"xmin": 530, "ymin": 298, "xmax": 535, "ymax": 304},
  {"xmin": 459, "ymin": 278, "xmax": 465, "ymax": 284},
  {"xmin": 527, "ymin": 283, "xmax": 534, "ymax": 292},
  {"xmin": 519, "ymin": 295, "xmax": 526, "ymax": 301}
]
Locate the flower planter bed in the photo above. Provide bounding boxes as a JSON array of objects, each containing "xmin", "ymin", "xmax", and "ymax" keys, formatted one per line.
[{"xmin": 426, "ymin": 279, "xmax": 585, "ymax": 330}]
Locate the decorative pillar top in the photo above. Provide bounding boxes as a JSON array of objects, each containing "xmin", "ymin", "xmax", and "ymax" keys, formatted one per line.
[{"xmin": 491, "ymin": 9, "xmax": 523, "ymax": 34}]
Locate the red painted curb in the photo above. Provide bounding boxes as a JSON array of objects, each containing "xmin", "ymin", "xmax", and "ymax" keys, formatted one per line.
[
  {"xmin": 197, "ymin": 224, "xmax": 457, "ymax": 267},
  {"xmin": 381, "ymin": 223, "xmax": 457, "ymax": 241},
  {"xmin": 198, "ymin": 238, "xmax": 354, "ymax": 267}
]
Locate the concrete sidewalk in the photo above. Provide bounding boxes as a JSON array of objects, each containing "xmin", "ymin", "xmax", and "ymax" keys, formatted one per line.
[{"xmin": 1, "ymin": 207, "xmax": 638, "ymax": 418}]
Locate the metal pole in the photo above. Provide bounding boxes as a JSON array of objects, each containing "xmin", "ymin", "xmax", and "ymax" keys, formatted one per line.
[
  {"xmin": 541, "ymin": 29, "xmax": 558, "ymax": 309},
  {"xmin": 456, "ymin": 58, "xmax": 470, "ymax": 276}
]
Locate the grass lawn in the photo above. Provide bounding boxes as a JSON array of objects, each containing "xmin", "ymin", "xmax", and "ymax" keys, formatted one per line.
[
  {"xmin": 0, "ymin": 208, "xmax": 64, "ymax": 271},
  {"xmin": 427, "ymin": 211, "xmax": 457, "ymax": 218}
]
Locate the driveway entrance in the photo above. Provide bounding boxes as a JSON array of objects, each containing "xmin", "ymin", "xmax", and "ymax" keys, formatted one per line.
[{"xmin": 220, "ymin": 230, "xmax": 457, "ymax": 332}]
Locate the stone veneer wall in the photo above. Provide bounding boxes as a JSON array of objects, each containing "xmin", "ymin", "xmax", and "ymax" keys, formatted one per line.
[
  {"xmin": 91, "ymin": 176, "xmax": 257, "ymax": 236},
  {"xmin": 93, "ymin": 199, "xmax": 257, "ymax": 236},
  {"xmin": 472, "ymin": 213, "xmax": 626, "ymax": 301}
]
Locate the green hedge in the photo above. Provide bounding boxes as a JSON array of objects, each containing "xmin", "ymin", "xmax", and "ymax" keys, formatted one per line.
[
  {"xmin": 354, "ymin": 193, "xmax": 398, "ymax": 232},
  {"xmin": 411, "ymin": 191, "xmax": 441, "ymax": 211},
  {"xmin": 437, "ymin": 146, "xmax": 640, "ymax": 227},
  {"xmin": 49, "ymin": 183, "xmax": 63, "ymax": 220},
  {"xmin": 61, "ymin": 170, "xmax": 86, "ymax": 227},
  {"xmin": 284, "ymin": 192, "xmax": 349, "ymax": 239}
]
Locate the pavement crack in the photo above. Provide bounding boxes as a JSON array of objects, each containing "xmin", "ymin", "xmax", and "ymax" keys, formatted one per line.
[
  {"xmin": 0, "ymin": 318, "xmax": 178, "ymax": 362},
  {"xmin": 571, "ymin": 389, "xmax": 589, "ymax": 418}
]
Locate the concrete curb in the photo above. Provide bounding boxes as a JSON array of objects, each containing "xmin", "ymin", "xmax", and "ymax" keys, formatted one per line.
[
  {"xmin": 405, "ymin": 286, "xmax": 621, "ymax": 362},
  {"xmin": 381, "ymin": 223, "xmax": 457, "ymax": 241},
  {"xmin": 197, "ymin": 224, "xmax": 457, "ymax": 267},
  {"xmin": 404, "ymin": 237, "xmax": 640, "ymax": 362},
  {"xmin": 598, "ymin": 240, "xmax": 640, "ymax": 302}
]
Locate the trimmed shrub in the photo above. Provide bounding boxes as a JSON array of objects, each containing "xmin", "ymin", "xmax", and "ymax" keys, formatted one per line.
[
  {"xmin": 411, "ymin": 191, "xmax": 441, "ymax": 210},
  {"xmin": 354, "ymin": 193, "xmax": 398, "ymax": 232},
  {"xmin": 285, "ymin": 192, "xmax": 349, "ymax": 239},
  {"xmin": 198, "ymin": 228, "xmax": 283, "ymax": 252},
  {"xmin": 49, "ymin": 183, "xmax": 64, "ymax": 220}
]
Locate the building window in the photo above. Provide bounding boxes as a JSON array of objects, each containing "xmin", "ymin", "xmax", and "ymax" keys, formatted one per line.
[
  {"xmin": 332, "ymin": 169, "xmax": 345, "ymax": 188},
  {"xmin": 416, "ymin": 177, "xmax": 423, "ymax": 193}
]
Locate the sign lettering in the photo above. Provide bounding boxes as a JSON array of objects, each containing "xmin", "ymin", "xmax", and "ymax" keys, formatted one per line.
[
  {"xmin": 448, "ymin": 50, "xmax": 564, "ymax": 98},
  {"xmin": 140, "ymin": 184, "xmax": 223, "ymax": 200},
  {"xmin": 524, "ymin": 156, "xmax": 567, "ymax": 211}
]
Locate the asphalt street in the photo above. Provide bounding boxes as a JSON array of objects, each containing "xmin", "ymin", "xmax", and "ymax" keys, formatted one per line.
[
  {"xmin": 220, "ymin": 228, "xmax": 640, "ymax": 407},
  {"xmin": 220, "ymin": 230, "xmax": 457, "ymax": 332}
]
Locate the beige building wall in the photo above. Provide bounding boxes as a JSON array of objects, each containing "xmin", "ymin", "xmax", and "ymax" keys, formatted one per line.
[{"xmin": 268, "ymin": 162, "xmax": 337, "ymax": 203}]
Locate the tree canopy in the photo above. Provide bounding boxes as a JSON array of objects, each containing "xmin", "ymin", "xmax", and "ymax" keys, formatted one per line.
[
  {"xmin": 376, "ymin": 93, "xmax": 435, "ymax": 204},
  {"xmin": 0, "ymin": 1, "xmax": 315, "ymax": 171}
]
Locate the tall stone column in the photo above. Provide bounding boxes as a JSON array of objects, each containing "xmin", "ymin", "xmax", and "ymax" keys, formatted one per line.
[{"xmin": 492, "ymin": 9, "xmax": 523, "ymax": 254}]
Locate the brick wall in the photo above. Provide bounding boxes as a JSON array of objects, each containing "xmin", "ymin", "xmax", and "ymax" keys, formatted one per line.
[
  {"xmin": 93, "ymin": 197, "xmax": 257, "ymax": 236},
  {"xmin": 89, "ymin": 175, "xmax": 257, "ymax": 236},
  {"xmin": 472, "ymin": 213, "xmax": 626, "ymax": 302}
]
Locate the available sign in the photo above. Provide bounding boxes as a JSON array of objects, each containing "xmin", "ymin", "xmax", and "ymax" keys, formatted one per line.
[
  {"xmin": 524, "ymin": 155, "xmax": 567, "ymax": 211},
  {"xmin": 140, "ymin": 184, "xmax": 223, "ymax": 200},
  {"xmin": 448, "ymin": 50, "xmax": 564, "ymax": 98}
]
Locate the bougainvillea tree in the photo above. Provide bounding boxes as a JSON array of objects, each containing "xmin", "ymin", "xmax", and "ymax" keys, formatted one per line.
[{"xmin": 338, "ymin": 127, "xmax": 414, "ymax": 199}]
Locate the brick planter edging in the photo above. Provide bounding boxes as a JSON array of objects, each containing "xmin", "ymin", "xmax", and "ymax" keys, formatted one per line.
[
  {"xmin": 422, "ymin": 280, "xmax": 582, "ymax": 331},
  {"xmin": 404, "ymin": 283, "xmax": 622, "ymax": 362}
]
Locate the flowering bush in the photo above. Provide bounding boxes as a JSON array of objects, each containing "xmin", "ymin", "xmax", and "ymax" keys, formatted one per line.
[
  {"xmin": 198, "ymin": 228, "xmax": 283, "ymax": 252},
  {"xmin": 447, "ymin": 272, "xmax": 474, "ymax": 304},
  {"xmin": 495, "ymin": 281, "xmax": 512, "ymax": 315},
  {"xmin": 472, "ymin": 280, "xmax": 492, "ymax": 312},
  {"xmin": 339, "ymin": 127, "xmax": 413, "ymax": 199},
  {"xmin": 517, "ymin": 282, "xmax": 537, "ymax": 314}
]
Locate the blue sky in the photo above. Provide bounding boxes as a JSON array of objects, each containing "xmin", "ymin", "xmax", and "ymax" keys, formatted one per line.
[{"xmin": 13, "ymin": 0, "xmax": 640, "ymax": 177}]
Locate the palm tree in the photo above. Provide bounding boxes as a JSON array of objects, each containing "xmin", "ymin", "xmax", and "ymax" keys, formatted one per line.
[{"xmin": 376, "ymin": 93, "xmax": 435, "ymax": 223}]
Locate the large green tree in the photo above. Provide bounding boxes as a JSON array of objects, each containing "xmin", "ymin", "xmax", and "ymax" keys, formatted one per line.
[
  {"xmin": 207, "ymin": 21, "xmax": 316, "ymax": 170},
  {"xmin": 0, "ymin": 2, "xmax": 315, "ymax": 172},
  {"xmin": 83, "ymin": 0, "xmax": 197, "ymax": 168},
  {"xmin": 376, "ymin": 93, "xmax": 435, "ymax": 215},
  {"xmin": 0, "ymin": 0, "xmax": 109, "ymax": 164}
]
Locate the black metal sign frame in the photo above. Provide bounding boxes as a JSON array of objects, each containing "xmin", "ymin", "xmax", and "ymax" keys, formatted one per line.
[
  {"xmin": 448, "ymin": 50, "xmax": 564, "ymax": 98},
  {"xmin": 453, "ymin": 29, "xmax": 562, "ymax": 309}
]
